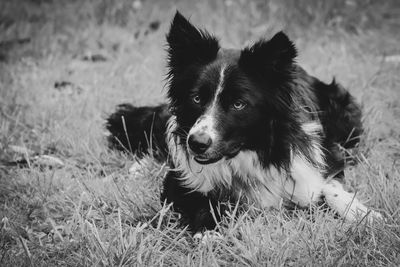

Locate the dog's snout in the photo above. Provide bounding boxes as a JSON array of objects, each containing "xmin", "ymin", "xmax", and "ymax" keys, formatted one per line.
[{"xmin": 188, "ymin": 132, "xmax": 212, "ymax": 154}]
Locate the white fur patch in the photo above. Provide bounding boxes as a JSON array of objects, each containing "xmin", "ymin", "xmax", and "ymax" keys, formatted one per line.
[
  {"xmin": 285, "ymin": 154, "xmax": 325, "ymax": 206},
  {"xmin": 194, "ymin": 230, "xmax": 222, "ymax": 244},
  {"xmin": 188, "ymin": 115, "xmax": 218, "ymax": 143},
  {"xmin": 322, "ymin": 179, "xmax": 383, "ymax": 222},
  {"xmin": 301, "ymin": 121, "xmax": 322, "ymax": 134},
  {"xmin": 301, "ymin": 121, "xmax": 325, "ymax": 167}
]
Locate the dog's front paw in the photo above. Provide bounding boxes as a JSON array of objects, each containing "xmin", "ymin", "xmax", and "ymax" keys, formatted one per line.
[
  {"xmin": 128, "ymin": 161, "xmax": 142, "ymax": 176},
  {"xmin": 365, "ymin": 210, "xmax": 385, "ymax": 224},
  {"xmin": 193, "ymin": 230, "xmax": 222, "ymax": 244}
]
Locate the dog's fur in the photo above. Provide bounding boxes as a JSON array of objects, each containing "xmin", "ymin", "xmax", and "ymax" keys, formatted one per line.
[{"xmin": 106, "ymin": 12, "xmax": 382, "ymax": 233}]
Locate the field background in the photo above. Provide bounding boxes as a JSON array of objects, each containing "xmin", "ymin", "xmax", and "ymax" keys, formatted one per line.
[{"xmin": 1, "ymin": 0, "xmax": 400, "ymax": 266}]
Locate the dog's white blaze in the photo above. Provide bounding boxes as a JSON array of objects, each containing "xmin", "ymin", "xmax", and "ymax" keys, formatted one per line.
[
  {"xmin": 188, "ymin": 65, "xmax": 227, "ymax": 145},
  {"xmin": 213, "ymin": 65, "xmax": 226, "ymax": 102}
]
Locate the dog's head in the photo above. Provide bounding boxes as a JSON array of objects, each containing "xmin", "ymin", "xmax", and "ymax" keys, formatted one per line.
[{"xmin": 166, "ymin": 11, "xmax": 298, "ymax": 165}]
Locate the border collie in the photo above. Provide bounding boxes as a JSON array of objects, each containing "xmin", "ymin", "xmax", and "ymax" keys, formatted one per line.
[{"xmin": 106, "ymin": 11, "xmax": 382, "ymax": 234}]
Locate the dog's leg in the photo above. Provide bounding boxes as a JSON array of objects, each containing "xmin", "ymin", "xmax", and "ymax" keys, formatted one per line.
[
  {"xmin": 193, "ymin": 230, "xmax": 223, "ymax": 244},
  {"xmin": 322, "ymin": 179, "xmax": 383, "ymax": 222},
  {"xmin": 287, "ymin": 156, "xmax": 382, "ymax": 223},
  {"xmin": 161, "ymin": 170, "xmax": 223, "ymax": 233},
  {"xmin": 106, "ymin": 103, "xmax": 170, "ymax": 159}
]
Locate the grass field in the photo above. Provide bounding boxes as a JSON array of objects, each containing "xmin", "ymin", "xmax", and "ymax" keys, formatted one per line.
[{"xmin": 1, "ymin": 0, "xmax": 400, "ymax": 266}]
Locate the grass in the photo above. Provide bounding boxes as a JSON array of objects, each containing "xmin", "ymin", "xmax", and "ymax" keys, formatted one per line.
[{"xmin": 0, "ymin": 0, "xmax": 400, "ymax": 266}]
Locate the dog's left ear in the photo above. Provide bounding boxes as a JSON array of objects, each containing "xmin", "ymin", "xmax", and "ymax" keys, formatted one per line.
[
  {"xmin": 239, "ymin": 31, "xmax": 297, "ymax": 83},
  {"xmin": 166, "ymin": 11, "xmax": 220, "ymax": 74}
]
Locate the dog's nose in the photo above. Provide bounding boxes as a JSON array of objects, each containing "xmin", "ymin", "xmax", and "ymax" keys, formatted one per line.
[{"xmin": 188, "ymin": 132, "xmax": 212, "ymax": 154}]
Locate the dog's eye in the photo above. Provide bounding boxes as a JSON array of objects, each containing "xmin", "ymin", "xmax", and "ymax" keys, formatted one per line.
[
  {"xmin": 232, "ymin": 100, "xmax": 246, "ymax": 110},
  {"xmin": 192, "ymin": 95, "xmax": 201, "ymax": 104}
]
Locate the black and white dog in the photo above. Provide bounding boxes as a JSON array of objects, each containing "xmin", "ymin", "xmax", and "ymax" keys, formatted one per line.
[{"xmin": 107, "ymin": 12, "xmax": 382, "ymax": 234}]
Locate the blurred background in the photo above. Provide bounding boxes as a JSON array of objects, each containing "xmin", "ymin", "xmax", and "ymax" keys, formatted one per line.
[
  {"xmin": 0, "ymin": 0, "xmax": 399, "ymax": 154},
  {"xmin": 0, "ymin": 1, "xmax": 400, "ymax": 265}
]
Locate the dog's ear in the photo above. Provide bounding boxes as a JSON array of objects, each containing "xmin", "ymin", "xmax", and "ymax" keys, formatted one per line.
[
  {"xmin": 239, "ymin": 31, "xmax": 297, "ymax": 84},
  {"xmin": 166, "ymin": 11, "xmax": 219, "ymax": 74}
]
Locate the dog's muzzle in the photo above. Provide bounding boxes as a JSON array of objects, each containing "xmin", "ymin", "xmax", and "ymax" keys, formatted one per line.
[{"xmin": 188, "ymin": 132, "xmax": 212, "ymax": 154}]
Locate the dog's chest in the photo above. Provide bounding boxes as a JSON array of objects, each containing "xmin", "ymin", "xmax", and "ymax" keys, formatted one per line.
[
  {"xmin": 178, "ymin": 150, "xmax": 325, "ymax": 209},
  {"xmin": 227, "ymin": 152, "xmax": 292, "ymax": 209},
  {"xmin": 230, "ymin": 152, "xmax": 325, "ymax": 208}
]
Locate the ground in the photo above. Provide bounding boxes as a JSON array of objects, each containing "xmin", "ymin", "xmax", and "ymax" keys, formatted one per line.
[{"xmin": 0, "ymin": 0, "xmax": 400, "ymax": 266}]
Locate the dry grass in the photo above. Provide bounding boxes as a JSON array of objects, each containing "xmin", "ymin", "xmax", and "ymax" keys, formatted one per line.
[{"xmin": 1, "ymin": 0, "xmax": 400, "ymax": 266}]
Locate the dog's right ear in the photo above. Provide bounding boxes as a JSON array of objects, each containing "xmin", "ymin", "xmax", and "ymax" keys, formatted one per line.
[
  {"xmin": 239, "ymin": 31, "xmax": 297, "ymax": 86},
  {"xmin": 166, "ymin": 11, "xmax": 219, "ymax": 74}
]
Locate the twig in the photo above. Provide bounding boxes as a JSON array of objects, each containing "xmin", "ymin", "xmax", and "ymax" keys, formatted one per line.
[{"xmin": 17, "ymin": 235, "xmax": 33, "ymax": 267}]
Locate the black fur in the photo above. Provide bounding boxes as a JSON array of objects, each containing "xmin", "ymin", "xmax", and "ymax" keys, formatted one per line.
[
  {"xmin": 106, "ymin": 11, "xmax": 363, "ymax": 233},
  {"xmin": 161, "ymin": 170, "xmax": 223, "ymax": 231},
  {"xmin": 106, "ymin": 103, "xmax": 170, "ymax": 160}
]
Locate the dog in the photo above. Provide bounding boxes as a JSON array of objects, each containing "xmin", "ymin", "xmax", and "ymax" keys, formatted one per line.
[{"xmin": 106, "ymin": 11, "xmax": 382, "ymax": 234}]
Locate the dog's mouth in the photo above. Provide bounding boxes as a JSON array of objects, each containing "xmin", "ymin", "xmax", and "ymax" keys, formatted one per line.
[
  {"xmin": 192, "ymin": 145, "xmax": 243, "ymax": 165},
  {"xmin": 193, "ymin": 156, "xmax": 222, "ymax": 165}
]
